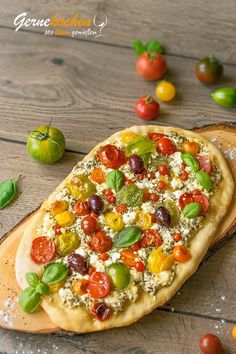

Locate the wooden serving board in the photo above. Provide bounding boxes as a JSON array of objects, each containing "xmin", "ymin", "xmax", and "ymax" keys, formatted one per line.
[{"xmin": 0, "ymin": 123, "xmax": 236, "ymax": 334}]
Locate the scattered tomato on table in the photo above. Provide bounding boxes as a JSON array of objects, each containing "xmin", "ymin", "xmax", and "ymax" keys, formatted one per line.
[
  {"xmin": 195, "ymin": 55, "xmax": 223, "ymax": 84},
  {"xmin": 135, "ymin": 96, "xmax": 159, "ymax": 120},
  {"xmin": 155, "ymin": 81, "xmax": 176, "ymax": 102},
  {"xmin": 211, "ymin": 87, "xmax": 236, "ymax": 107},
  {"xmin": 232, "ymin": 325, "xmax": 236, "ymax": 339},
  {"xmin": 199, "ymin": 333, "xmax": 222, "ymax": 354},
  {"xmin": 133, "ymin": 39, "xmax": 167, "ymax": 80}
]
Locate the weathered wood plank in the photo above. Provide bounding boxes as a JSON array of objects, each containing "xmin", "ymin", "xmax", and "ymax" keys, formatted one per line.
[
  {"xmin": 0, "ymin": 139, "xmax": 236, "ymax": 323},
  {"xmin": 0, "ymin": 28, "xmax": 236, "ymax": 155},
  {"xmin": 0, "ymin": 310, "xmax": 235, "ymax": 354},
  {"xmin": 2, "ymin": 0, "xmax": 236, "ymax": 63}
]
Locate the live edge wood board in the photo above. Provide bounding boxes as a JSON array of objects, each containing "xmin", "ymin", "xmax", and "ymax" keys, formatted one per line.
[{"xmin": 0, "ymin": 122, "xmax": 235, "ymax": 333}]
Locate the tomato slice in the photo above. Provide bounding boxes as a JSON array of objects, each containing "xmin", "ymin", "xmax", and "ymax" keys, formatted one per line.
[
  {"xmin": 98, "ymin": 144, "xmax": 126, "ymax": 169},
  {"xmin": 193, "ymin": 195, "xmax": 209, "ymax": 215},
  {"xmin": 147, "ymin": 132, "xmax": 166, "ymax": 143},
  {"xmin": 120, "ymin": 250, "xmax": 137, "ymax": 267},
  {"xmin": 90, "ymin": 168, "xmax": 106, "ymax": 184},
  {"xmin": 156, "ymin": 137, "xmax": 175, "ymax": 155},
  {"xmin": 87, "ymin": 272, "xmax": 110, "ymax": 299},
  {"xmin": 30, "ymin": 236, "xmax": 56, "ymax": 265},
  {"xmin": 178, "ymin": 193, "xmax": 194, "ymax": 210},
  {"xmin": 140, "ymin": 229, "xmax": 162, "ymax": 248},
  {"xmin": 196, "ymin": 155, "xmax": 212, "ymax": 174}
]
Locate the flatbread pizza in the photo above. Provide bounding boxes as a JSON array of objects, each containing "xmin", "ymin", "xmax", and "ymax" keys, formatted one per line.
[{"xmin": 15, "ymin": 125, "xmax": 234, "ymax": 332}]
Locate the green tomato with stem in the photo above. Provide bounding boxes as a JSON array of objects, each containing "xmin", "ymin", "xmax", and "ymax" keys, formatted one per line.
[{"xmin": 27, "ymin": 124, "xmax": 66, "ymax": 164}]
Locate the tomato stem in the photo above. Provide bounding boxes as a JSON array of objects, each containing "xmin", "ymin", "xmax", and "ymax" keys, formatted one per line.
[{"xmin": 145, "ymin": 96, "xmax": 154, "ymax": 104}]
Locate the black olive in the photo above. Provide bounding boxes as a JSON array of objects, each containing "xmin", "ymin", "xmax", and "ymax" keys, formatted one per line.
[{"xmin": 156, "ymin": 206, "xmax": 171, "ymax": 227}]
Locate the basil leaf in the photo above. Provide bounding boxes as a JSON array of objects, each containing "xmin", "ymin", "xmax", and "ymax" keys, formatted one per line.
[
  {"xmin": 145, "ymin": 39, "xmax": 164, "ymax": 54},
  {"xmin": 19, "ymin": 287, "xmax": 41, "ymax": 314},
  {"xmin": 125, "ymin": 136, "xmax": 156, "ymax": 157},
  {"xmin": 113, "ymin": 226, "xmax": 141, "ymax": 248},
  {"xmin": 0, "ymin": 178, "xmax": 17, "ymax": 209},
  {"xmin": 25, "ymin": 272, "xmax": 40, "ymax": 287},
  {"xmin": 117, "ymin": 184, "xmax": 143, "ymax": 207},
  {"xmin": 42, "ymin": 263, "xmax": 68, "ymax": 285},
  {"xmin": 106, "ymin": 170, "xmax": 124, "ymax": 192},
  {"xmin": 181, "ymin": 152, "xmax": 199, "ymax": 172},
  {"xmin": 183, "ymin": 202, "xmax": 201, "ymax": 218},
  {"xmin": 195, "ymin": 171, "xmax": 212, "ymax": 192},
  {"xmin": 35, "ymin": 282, "xmax": 50, "ymax": 295},
  {"xmin": 132, "ymin": 40, "xmax": 146, "ymax": 56}
]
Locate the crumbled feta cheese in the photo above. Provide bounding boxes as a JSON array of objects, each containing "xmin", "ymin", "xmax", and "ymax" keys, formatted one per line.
[
  {"xmin": 123, "ymin": 211, "xmax": 136, "ymax": 225},
  {"xmin": 142, "ymin": 202, "xmax": 155, "ymax": 214}
]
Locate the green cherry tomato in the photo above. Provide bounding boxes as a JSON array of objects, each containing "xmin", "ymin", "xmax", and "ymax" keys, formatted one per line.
[
  {"xmin": 107, "ymin": 262, "xmax": 130, "ymax": 289},
  {"xmin": 27, "ymin": 125, "xmax": 66, "ymax": 164},
  {"xmin": 195, "ymin": 56, "xmax": 223, "ymax": 84},
  {"xmin": 117, "ymin": 184, "xmax": 143, "ymax": 207},
  {"xmin": 125, "ymin": 135, "xmax": 156, "ymax": 157},
  {"xmin": 211, "ymin": 87, "xmax": 236, "ymax": 107}
]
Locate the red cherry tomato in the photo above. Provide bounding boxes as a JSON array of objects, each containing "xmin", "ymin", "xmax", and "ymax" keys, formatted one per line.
[
  {"xmin": 140, "ymin": 229, "xmax": 162, "ymax": 248},
  {"xmin": 136, "ymin": 52, "xmax": 167, "ymax": 81},
  {"xmin": 98, "ymin": 144, "xmax": 126, "ymax": 169},
  {"xmin": 135, "ymin": 96, "xmax": 159, "ymax": 121},
  {"xmin": 87, "ymin": 272, "xmax": 110, "ymax": 299},
  {"xmin": 81, "ymin": 216, "xmax": 99, "ymax": 235},
  {"xmin": 157, "ymin": 181, "xmax": 166, "ymax": 190},
  {"xmin": 173, "ymin": 232, "xmax": 182, "ymax": 242},
  {"xmin": 148, "ymin": 132, "xmax": 166, "ymax": 143},
  {"xmin": 91, "ymin": 302, "xmax": 113, "ymax": 321},
  {"xmin": 30, "ymin": 236, "xmax": 56, "ymax": 265},
  {"xmin": 147, "ymin": 171, "xmax": 156, "ymax": 179},
  {"xmin": 179, "ymin": 193, "xmax": 194, "ymax": 210},
  {"xmin": 53, "ymin": 224, "xmax": 62, "ymax": 235},
  {"xmin": 149, "ymin": 193, "xmax": 159, "ymax": 202},
  {"xmin": 100, "ymin": 252, "xmax": 108, "ymax": 261},
  {"xmin": 89, "ymin": 231, "xmax": 112, "ymax": 253},
  {"xmin": 120, "ymin": 250, "xmax": 137, "ymax": 267},
  {"xmin": 196, "ymin": 155, "xmax": 212, "ymax": 174},
  {"xmin": 193, "ymin": 195, "xmax": 209, "ymax": 216},
  {"xmin": 135, "ymin": 261, "xmax": 145, "ymax": 272},
  {"xmin": 130, "ymin": 241, "xmax": 141, "ymax": 251},
  {"xmin": 199, "ymin": 333, "xmax": 222, "ymax": 354},
  {"xmin": 116, "ymin": 203, "xmax": 127, "ymax": 214},
  {"xmin": 180, "ymin": 170, "xmax": 189, "ymax": 181},
  {"xmin": 74, "ymin": 201, "xmax": 90, "ymax": 216},
  {"xmin": 156, "ymin": 137, "xmax": 175, "ymax": 155},
  {"xmin": 173, "ymin": 245, "xmax": 191, "ymax": 262},
  {"xmin": 158, "ymin": 164, "xmax": 169, "ymax": 175}
]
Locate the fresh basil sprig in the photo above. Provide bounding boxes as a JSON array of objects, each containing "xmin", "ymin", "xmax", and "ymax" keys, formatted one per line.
[
  {"xmin": 0, "ymin": 174, "xmax": 21, "ymax": 209},
  {"xmin": 133, "ymin": 39, "xmax": 164, "ymax": 56},
  {"xmin": 19, "ymin": 263, "xmax": 68, "ymax": 314},
  {"xmin": 106, "ymin": 170, "xmax": 125, "ymax": 192},
  {"xmin": 195, "ymin": 171, "xmax": 212, "ymax": 192},
  {"xmin": 113, "ymin": 226, "xmax": 141, "ymax": 248},
  {"xmin": 183, "ymin": 202, "xmax": 201, "ymax": 218},
  {"xmin": 181, "ymin": 152, "xmax": 199, "ymax": 172}
]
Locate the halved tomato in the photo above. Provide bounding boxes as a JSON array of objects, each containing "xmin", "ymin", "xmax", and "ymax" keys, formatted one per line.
[
  {"xmin": 87, "ymin": 272, "xmax": 110, "ymax": 299},
  {"xmin": 147, "ymin": 132, "xmax": 166, "ymax": 143},
  {"xmin": 98, "ymin": 144, "xmax": 126, "ymax": 169},
  {"xmin": 193, "ymin": 195, "xmax": 209, "ymax": 215},
  {"xmin": 178, "ymin": 193, "xmax": 194, "ymax": 210},
  {"xmin": 120, "ymin": 250, "xmax": 137, "ymax": 267},
  {"xmin": 156, "ymin": 137, "xmax": 175, "ymax": 155},
  {"xmin": 196, "ymin": 155, "xmax": 212, "ymax": 174},
  {"xmin": 30, "ymin": 236, "xmax": 56, "ymax": 265}
]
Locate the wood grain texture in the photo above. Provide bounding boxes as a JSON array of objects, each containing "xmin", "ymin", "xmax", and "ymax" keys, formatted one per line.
[
  {"xmin": 0, "ymin": 310, "xmax": 235, "ymax": 354},
  {"xmin": 1, "ymin": 0, "xmax": 236, "ymax": 63},
  {"xmin": 0, "ymin": 28, "xmax": 236, "ymax": 155}
]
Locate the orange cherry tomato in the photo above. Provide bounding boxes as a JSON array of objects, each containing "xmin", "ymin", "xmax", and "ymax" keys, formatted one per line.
[
  {"xmin": 74, "ymin": 201, "xmax": 90, "ymax": 216},
  {"xmin": 182, "ymin": 141, "xmax": 199, "ymax": 155},
  {"xmin": 120, "ymin": 250, "xmax": 137, "ymax": 267},
  {"xmin": 89, "ymin": 231, "xmax": 112, "ymax": 253},
  {"xmin": 87, "ymin": 272, "xmax": 110, "ymax": 299},
  {"xmin": 30, "ymin": 236, "xmax": 56, "ymax": 265},
  {"xmin": 90, "ymin": 167, "xmax": 106, "ymax": 184},
  {"xmin": 81, "ymin": 216, "xmax": 99, "ymax": 235},
  {"xmin": 232, "ymin": 325, "xmax": 236, "ymax": 339},
  {"xmin": 156, "ymin": 137, "xmax": 175, "ymax": 155},
  {"xmin": 98, "ymin": 144, "xmax": 126, "ymax": 169},
  {"xmin": 72, "ymin": 279, "xmax": 88, "ymax": 296},
  {"xmin": 173, "ymin": 245, "xmax": 191, "ymax": 262}
]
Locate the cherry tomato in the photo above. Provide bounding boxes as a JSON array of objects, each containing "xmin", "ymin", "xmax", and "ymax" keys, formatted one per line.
[
  {"xmin": 90, "ymin": 211, "xmax": 99, "ymax": 218},
  {"xmin": 196, "ymin": 56, "xmax": 223, "ymax": 84},
  {"xmin": 158, "ymin": 164, "xmax": 169, "ymax": 175},
  {"xmin": 87, "ymin": 272, "xmax": 110, "ymax": 299},
  {"xmin": 107, "ymin": 195, "xmax": 116, "ymax": 204},
  {"xmin": 180, "ymin": 170, "xmax": 189, "ymax": 181},
  {"xmin": 155, "ymin": 81, "xmax": 176, "ymax": 102},
  {"xmin": 89, "ymin": 231, "xmax": 112, "ymax": 253},
  {"xmin": 135, "ymin": 211, "xmax": 152, "ymax": 230},
  {"xmin": 72, "ymin": 279, "xmax": 88, "ymax": 296},
  {"xmin": 74, "ymin": 201, "xmax": 90, "ymax": 216},
  {"xmin": 199, "ymin": 333, "xmax": 222, "ymax": 354},
  {"xmin": 196, "ymin": 155, "xmax": 212, "ymax": 174},
  {"xmin": 147, "ymin": 171, "xmax": 156, "ymax": 179},
  {"xmin": 104, "ymin": 212, "xmax": 124, "ymax": 231},
  {"xmin": 173, "ymin": 232, "xmax": 182, "ymax": 242},
  {"xmin": 88, "ymin": 266, "xmax": 96, "ymax": 276},
  {"xmin": 130, "ymin": 241, "xmax": 141, "ymax": 251},
  {"xmin": 193, "ymin": 195, "xmax": 209, "ymax": 215},
  {"xmin": 91, "ymin": 302, "xmax": 113, "ymax": 321},
  {"xmin": 149, "ymin": 193, "xmax": 159, "ymax": 202},
  {"xmin": 232, "ymin": 325, "xmax": 236, "ymax": 339},
  {"xmin": 182, "ymin": 140, "xmax": 199, "ymax": 155},
  {"xmin": 116, "ymin": 203, "xmax": 127, "ymax": 214},
  {"xmin": 135, "ymin": 261, "xmax": 145, "ymax": 272},
  {"xmin": 120, "ymin": 250, "xmax": 137, "ymax": 267},
  {"xmin": 135, "ymin": 96, "xmax": 159, "ymax": 121},
  {"xmin": 81, "ymin": 216, "xmax": 99, "ymax": 235},
  {"xmin": 30, "ymin": 236, "xmax": 56, "ymax": 265},
  {"xmin": 90, "ymin": 167, "xmax": 106, "ymax": 184},
  {"xmin": 53, "ymin": 224, "xmax": 62, "ymax": 235},
  {"xmin": 151, "ymin": 213, "xmax": 158, "ymax": 223},
  {"xmin": 120, "ymin": 131, "xmax": 138, "ymax": 145},
  {"xmin": 100, "ymin": 252, "xmax": 108, "ymax": 261},
  {"xmin": 173, "ymin": 245, "xmax": 191, "ymax": 262},
  {"xmin": 136, "ymin": 52, "xmax": 167, "ymax": 81},
  {"xmin": 124, "ymin": 178, "xmax": 133, "ymax": 185},
  {"xmin": 156, "ymin": 137, "xmax": 175, "ymax": 155},
  {"xmin": 148, "ymin": 248, "xmax": 174, "ymax": 274},
  {"xmin": 98, "ymin": 144, "xmax": 126, "ymax": 169},
  {"xmin": 140, "ymin": 229, "xmax": 162, "ymax": 248},
  {"xmin": 148, "ymin": 132, "xmax": 166, "ymax": 143},
  {"xmin": 192, "ymin": 189, "xmax": 201, "ymax": 196},
  {"xmin": 157, "ymin": 181, "xmax": 167, "ymax": 190},
  {"xmin": 104, "ymin": 189, "xmax": 113, "ymax": 197},
  {"xmin": 179, "ymin": 193, "xmax": 194, "ymax": 210}
]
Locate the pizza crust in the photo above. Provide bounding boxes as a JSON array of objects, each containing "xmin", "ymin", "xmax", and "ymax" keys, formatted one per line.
[{"xmin": 15, "ymin": 125, "xmax": 234, "ymax": 332}]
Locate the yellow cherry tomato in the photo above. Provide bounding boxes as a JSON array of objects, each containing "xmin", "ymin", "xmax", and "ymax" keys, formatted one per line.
[
  {"xmin": 50, "ymin": 200, "xmax": 68, "ymax": 217},
  {"xmin": 55, "ymin": 232, "xmax": 80, "ymax": 257},
  {"xmin": 72, "ymin": 279, "xmax": 88, "ymax": 295},
  {"xmin": 55, "ymin": 211, "xmax": 76, "ymax": 227},
  {"xmin": 66, "ymin": 174, "xmax": 96, "ymax": 200},
  {"xmin": 148, "ymin": 247, "xmax": 175, "ymax": 274},
  {"xmin": 135, "ymin": 211, "xmax": 152, "ymax": 230},
  {"xmin": 182, "ymin": 140, "xmax": 199, "ymax": 155},
  {"xmin": 120, "ymin": 131, "xmax": 138, "ymax": 145},
  {"xmin": 49, "ymin": 281, "xmax": 65, "ymax": 293},
  {"xmin": 232, "ymin": 325, "xmax": 236, "ymax": 339},
  {"xmin": 155, "ymin": 81, "xmax": 176, "ymax": 102},
  {"xmin": 104, "ymin": 212, "xmax": 124, "ymax": 231}
]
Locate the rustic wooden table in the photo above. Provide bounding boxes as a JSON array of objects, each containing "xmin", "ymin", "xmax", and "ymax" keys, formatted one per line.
[{"xmin": 0, "ymin": 1, "xmax": 235, "ymax": 353}]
